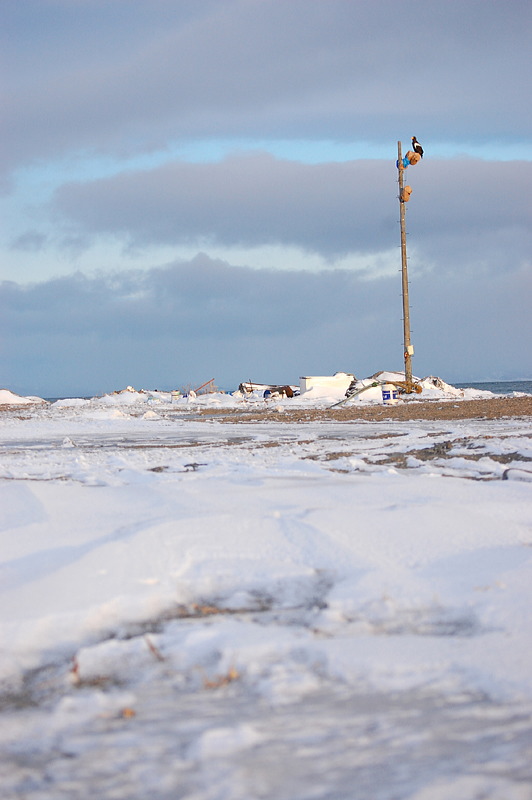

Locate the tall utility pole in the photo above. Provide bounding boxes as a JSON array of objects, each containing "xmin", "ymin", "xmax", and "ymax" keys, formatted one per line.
[{"xmin": 397, "ymin": 141, "xmax": 413, "ymax": 391}]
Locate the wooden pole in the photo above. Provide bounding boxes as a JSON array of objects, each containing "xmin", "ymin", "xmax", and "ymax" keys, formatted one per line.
[{"xmin": 397, "ymin": 141, "xmax": 413, "ymax": 391}]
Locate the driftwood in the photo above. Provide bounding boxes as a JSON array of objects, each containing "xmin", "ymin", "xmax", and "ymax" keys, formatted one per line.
[{"xmin": 193, "ymin": 379, "xmax": 216, "ymax": 394}]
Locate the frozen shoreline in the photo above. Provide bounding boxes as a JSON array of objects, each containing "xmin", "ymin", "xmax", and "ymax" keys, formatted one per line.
[{"xmin": 1, "ymin": 393, "xmax": 531, "ymax": 799}]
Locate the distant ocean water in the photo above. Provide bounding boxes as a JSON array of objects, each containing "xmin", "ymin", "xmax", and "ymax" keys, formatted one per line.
[{"xmin": 455, "ymin": 380, "xmax": 532, "ymax": 395}]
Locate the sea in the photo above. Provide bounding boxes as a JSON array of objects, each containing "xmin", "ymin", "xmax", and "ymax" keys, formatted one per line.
[{"xmin": 454, "ymin": 380, "xmax": 532, "ymax": 395}]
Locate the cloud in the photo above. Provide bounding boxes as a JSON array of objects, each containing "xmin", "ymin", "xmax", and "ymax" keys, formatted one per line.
[
  {"xmin": 1, "ymin": 254, "xmax": 530, "ymax": 397},
  {"xmin": 2, "ymin": 2, "xmax": 530, "ymax": 396},
  {"xmin": 9, "ymin": 231, "xmax": 48, "ymax": 252},
  {"xmin": 53, "ymin": 154, "xmax": 532, "ymax": 273},
  {"xmin": 2, "ymin": 0, "xmax": 531, "ymax": 178},
  {"xmin": 54, "ymin": 154, "xmax": 395, "ymax": 257}
]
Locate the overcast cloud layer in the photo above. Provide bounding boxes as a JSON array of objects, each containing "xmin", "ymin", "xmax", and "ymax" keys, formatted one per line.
[
  {"xmin": 3, "ymin": 0, "xmax": 531, "ymax": 175},
  {"xmin": 1, "ymin": 0, "xmax": 531, "ymax": 394},
  {"xmin": 54, "ymin": 154, "xmax": 531, "ymax": 269},
  {"xmin": 2, "ymin": 255, "xmax": 531, "ymax": 398}
]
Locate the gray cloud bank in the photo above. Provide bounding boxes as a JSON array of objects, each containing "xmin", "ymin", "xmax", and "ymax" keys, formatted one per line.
[
  {"xmin": 53, "ymin": 154, "xmax": 531, "ymax": 270},
  {"xmin": 54, "ymin": 155, "xmax": 395, "ymax": 257},
  {"xmin": 2, "ymin": 255, "xmax": 530, "ymax": 397},
  {"xmin": 3, "ymin": 0, "xmax": 531, "ymax": 179}
]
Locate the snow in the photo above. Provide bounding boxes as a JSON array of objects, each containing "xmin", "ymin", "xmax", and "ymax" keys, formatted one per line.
[
  {"xmin": 0, "ymin": 388, "xmax": 46, "ymax": 405},
  {"xmin": 1, "ymin": 381, "xmax": 531, "ymax": 799}
]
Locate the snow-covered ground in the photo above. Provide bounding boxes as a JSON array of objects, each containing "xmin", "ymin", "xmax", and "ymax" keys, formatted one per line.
[{"xmin": 1, "ymin": 384, "xmax": 531, "ymax": 800}]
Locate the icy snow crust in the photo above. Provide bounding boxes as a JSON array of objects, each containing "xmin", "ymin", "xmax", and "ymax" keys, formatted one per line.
[{"xmin": 1, "ymin": 386, "xmax": 532, "ymax": 799}]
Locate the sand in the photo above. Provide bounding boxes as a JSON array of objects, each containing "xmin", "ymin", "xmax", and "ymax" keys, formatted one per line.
[{"xmin": 198, "ymin": 395, "xmax": 532, "ymax": 423}]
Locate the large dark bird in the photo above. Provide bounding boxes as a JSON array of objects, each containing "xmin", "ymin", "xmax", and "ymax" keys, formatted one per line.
[{"xmin": 412, "ymin": 136, "xmax": 424, "ymax": 158}]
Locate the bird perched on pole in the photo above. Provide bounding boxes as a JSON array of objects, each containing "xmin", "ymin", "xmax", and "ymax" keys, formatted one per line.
[{"xmin": 412, "ymin": 136, "xmax": 424, "ymax": 158}]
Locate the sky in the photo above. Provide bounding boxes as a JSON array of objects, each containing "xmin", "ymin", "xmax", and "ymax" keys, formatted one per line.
[{"xmin": 1, "ymin": 0, "xmax": 531, "ymax": 397}]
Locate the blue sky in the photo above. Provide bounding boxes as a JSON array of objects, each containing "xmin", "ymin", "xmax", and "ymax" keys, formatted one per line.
[{"xmin": 1, "ymin": 0, "xmax": 531, "ymax": 396}]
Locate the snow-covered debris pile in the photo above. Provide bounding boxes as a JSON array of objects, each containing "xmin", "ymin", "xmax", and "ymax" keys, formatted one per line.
[
  {"xmin": 237, "ymin": 381, "xmax": 299, "ymax": 399},
  {"xmin": 0, "ymin": 388, "xmax": 46, "ymax": 405},
  {"xmin": 1, "ymin": 373, "xmax": 518, "ymax": 415},
  {"xmin": 294, "ymin": 371, "xmax": 479, "ymax": 406},
  {"xmin": 52, "ymin": 397, "xmax": 92, "ymax": 408},
  {"xmin": 418, "ymin": 375, "xmax": 464, "ymax": 398},
  {"xmin": 172, "ymin": 390, "xmax": 239, "ymax": 408},
  {"xmin": 367, "ymin": 371, "xmax": 464, "ymax": 398},
  {"xmin": 88, "ymin": 386, "xmax": 238, "ymax": 408},
  {"xmin": 97, "ymin": 388, "xmax": 169, "ymax": 406}
]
